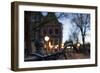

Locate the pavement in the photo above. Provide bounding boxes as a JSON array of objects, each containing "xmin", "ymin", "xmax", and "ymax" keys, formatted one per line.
[{"xmin": 24, "ymin": 52, "xmax": 90, "ymax": 61}]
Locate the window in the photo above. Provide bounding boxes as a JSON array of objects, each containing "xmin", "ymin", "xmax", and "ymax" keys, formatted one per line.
[
  {"xmin": 42, "ymin": 28, "xmax": 46, "ymax": 35},
  {"xmin": 31, "ymin": 16, "xmax": 35, "ymax": 22},
  {"xmin": 49, "ymin": 28, "xmax": 53, "ymax": 35},
  {"xmin": 54, "ymin": 39, "xmax": 59, "ymax": 45},
  {"xmin": 55, "ymin": 28, "xmax": 59, "ymax": 35}
]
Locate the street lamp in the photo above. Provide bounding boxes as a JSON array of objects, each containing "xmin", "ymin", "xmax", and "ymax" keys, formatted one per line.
[
  {"xmin": 77, "ymin": 43, "xmax": 80, "ymax": 50},
  {"xmin": 77, "ymin": 43, "xmax": 80, "ymax": 47},
  {"xmin": 61, "ymin": 43, "xmax": 64, "ymax": 49},
  {"xmin": 44, "ymin": 36, "xmax": 50, "ymax": 42},
  {"xmin": 44, "ymin": 36, "xmax": 50, "ymax": 55}
]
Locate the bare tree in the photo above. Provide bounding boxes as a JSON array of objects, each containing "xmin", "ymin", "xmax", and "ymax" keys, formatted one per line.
[
  {"xmin": 68, "ymin": 26, "xmax": 79, "ymax": 45},
  {"xmin": 72, "ymin": 13, "xmax": 90, "ymax": 48},
  {"xmin": 69, "ymin": 30, "xmax": 79, "ymax": 44}
]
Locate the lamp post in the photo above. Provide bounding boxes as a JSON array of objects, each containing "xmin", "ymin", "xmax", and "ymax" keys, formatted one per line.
[
  {"xmin": 44, "ymin": 36, "xmax": 50, "ymax": 54},
  {"xmin": 77, "ymin": 43, "xmax": 80, "ymax": 50}
]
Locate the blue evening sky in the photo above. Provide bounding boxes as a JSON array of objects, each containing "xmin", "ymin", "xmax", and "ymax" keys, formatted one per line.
[{"xmin": 42, "ymin": 12, "xmax": 91, "ymax": 44}]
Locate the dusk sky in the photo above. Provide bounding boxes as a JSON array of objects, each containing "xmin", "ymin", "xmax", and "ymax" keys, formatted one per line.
[
  {"xmin": 57, "ymin": 14, "xmax": 91, "ymax": 43},
  {"xmin": 42, "ymin": 12, "xmax": 91, "ymax": 44}
]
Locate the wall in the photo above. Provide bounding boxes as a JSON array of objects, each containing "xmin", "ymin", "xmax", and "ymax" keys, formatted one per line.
[{"xmin": 0, "ymin": 0, "xmax": 99, "ymax": 73}]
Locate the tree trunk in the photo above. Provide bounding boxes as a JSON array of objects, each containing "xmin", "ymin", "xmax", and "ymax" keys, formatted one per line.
[
  {"xmin": 82, "ymin": 35, "xmax": 86, "ymax": 53},
  {"xmin": 82, "ymin": 36, "xmax": 85, "ymax": 48}
]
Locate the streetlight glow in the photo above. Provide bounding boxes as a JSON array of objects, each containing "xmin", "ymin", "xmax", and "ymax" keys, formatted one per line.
[
  {"xmin": 77, "ymin": 43, "xmax": 80, "ymax": 47},
  {"xmin": 44, "ymin": 36, "xmax": 50, "ymax": 42},
  {"xmin": 61, "ymin": 43, "xmax": 64, "ymax": 48}
]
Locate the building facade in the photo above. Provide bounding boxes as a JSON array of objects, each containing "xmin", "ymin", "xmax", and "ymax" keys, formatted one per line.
[
  {"xmin": 35, "ymin": 13, "xmax": 63, "ymax": 54},
  {"xmin": 25, "ymin": 12, "xmax": 63, "ymax": 56}
]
